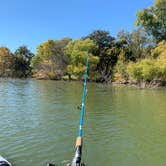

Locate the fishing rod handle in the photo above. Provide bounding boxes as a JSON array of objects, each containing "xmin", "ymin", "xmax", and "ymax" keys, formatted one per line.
[{"xmin": 75, "ymin": 137, "xmax": 82, "ymax": 147}]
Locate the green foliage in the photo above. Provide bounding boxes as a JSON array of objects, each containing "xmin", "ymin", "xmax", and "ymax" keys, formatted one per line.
[
  {"xmin": 135, "ymin": 0, "xmax": 166, "ymax": 43},
  {"xmin": 0, "ymin": 47, "xmax": 14, "ymax": 77},
  {"xmin": 64, "ymin": 39, "xmax": 99, "ymax": 80},
  {"xmin": 151, "ymin": 40, "xmax": 166, "ymax": 58},
  {"xmin": 127, "ymin": 41, "xmax": 166, "ymax": 83},
  {"xmin": 113, "ymin": 51, "xmax": 128, "ymax": 82},
  {"xmin": 85, "ymin": 30, "xmax": 115, "ymax": 49},
  {"xmin": 85, "ymin": 30, "xmax": 119, "ymax": 82},
  {"xmin": 117, "ymin": 29, "xmax": 153, "ymax": 61},
  {"xmin": 14, "ymin": 46, "xmax": 34, "ymax": 77},
  {"xmin": 152, "ymin": 41, "xmax": 166, "ymax": 81},
  {"xmin": 31, "ymin": 38, "xmax": 71, "ymax": 79},
  {"xmin": 113, "ymin": 28, "xmax": 153, "ymax": 83},
  {"xmin": 127, "ymin": 59, "xmax": 157, "ymax": 82}
]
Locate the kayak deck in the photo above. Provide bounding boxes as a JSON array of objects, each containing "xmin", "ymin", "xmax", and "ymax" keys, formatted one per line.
[{"xmin": 0, "ymin": 156, "xmax": 12, "ymax": 166}]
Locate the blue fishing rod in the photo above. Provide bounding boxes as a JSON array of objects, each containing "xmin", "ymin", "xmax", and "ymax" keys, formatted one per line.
[
  {"xmin": 47, "ymin": 54, "xmax": 88, "ymax": 166},
  {"xmin": 71, "ymin": 53, "xmax": 89, "ymax": 166}
]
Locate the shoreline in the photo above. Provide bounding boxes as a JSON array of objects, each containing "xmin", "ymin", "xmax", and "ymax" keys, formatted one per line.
[
  {"xmin": 112, "ymin": 80, "xmax": 166, "ymax": 89},
  {"xmin": 0, "ymin": 77, "xmax": 166, "ymax": 89}
]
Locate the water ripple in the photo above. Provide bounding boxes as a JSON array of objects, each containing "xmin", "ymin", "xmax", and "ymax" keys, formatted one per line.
[{"xmin": 0, "ymin": 80, "xmax": 165, "ymax": 166}]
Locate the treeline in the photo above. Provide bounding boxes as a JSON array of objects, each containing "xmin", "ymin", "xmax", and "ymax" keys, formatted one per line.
[
  {"xmin": 0, "ymin": 0, "xmax": 165, "ymax": 86},
  {"xmin": 0, "ymin": 46, "xmax": 34, "ymax": 78}
]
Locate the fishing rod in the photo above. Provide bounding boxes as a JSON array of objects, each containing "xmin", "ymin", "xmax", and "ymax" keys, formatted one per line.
[
  {"xmin": 47, "ymin": 54, "xmax": 88, "ymax": 166},
  {"xmin": 71, "ymin": 53, "xmax": 89, "ymax": 166}
]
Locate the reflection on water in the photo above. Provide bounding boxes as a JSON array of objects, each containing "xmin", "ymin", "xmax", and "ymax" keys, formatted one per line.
[{"xmin": 0, "ymin": 79, "xmax": 165, "ymax": 166}]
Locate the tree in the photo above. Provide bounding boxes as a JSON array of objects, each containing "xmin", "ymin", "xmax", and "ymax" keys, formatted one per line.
[
  {"xmin": 31, "ymin": 38, "xmax": 71, "ymax": 79},
  {"xmin": 127, "ymin": 41, "xmax": 166, "ymax": 83},
  {"xmin": 0, "ymin": 47, "xmax": 14, "ymax": 77},
  {"xmin": 151, "ymin": 40, "xmax": 166, "ymax": 58},
  {"xmin": 151, "ymin": 41, "xmax": 166, "ymax": 81},
  {"xmin": 117, "ymin": 29, "xmax": 153, "ymax": 61},
  {"xmin": 85, "ymin": 30, "xmax": 119, "ymax": 82},
  {"xmin": 127, "ymin": 59, "xmax": 157, "ymax": 82},
  {"xmin": 14, "ymin": 46, "xmax": 34, "ymax": 77},
  {"xmin": 113, "ymin": 50, "xmax": 128, "ymax": 83},
  {"xmin": 85, "ymin": 30, "xmax": 115, "ymax": 50},
  {"xmin": 64, "ymin": 39, "xmax": 99, "ymax": 80},
  {"xmin": 135, "ymin": 0, "xmax": 166, "ymax": 43}
]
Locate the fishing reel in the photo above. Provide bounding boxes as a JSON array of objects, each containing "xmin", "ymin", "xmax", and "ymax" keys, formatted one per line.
[{"xmin": 47, "ymin": 145, "xmax": 86, "ymax": 166}]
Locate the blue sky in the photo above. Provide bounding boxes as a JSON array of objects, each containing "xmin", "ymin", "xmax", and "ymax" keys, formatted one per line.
[{"xmin": 0, "ymin": 0, "xmax": 153, "ymax": 52}]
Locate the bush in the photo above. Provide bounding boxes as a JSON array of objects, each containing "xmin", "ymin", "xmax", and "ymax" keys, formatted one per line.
[
  {"xmin": 151, "ymin": 41, "xmax": 166, "ymax": 81},
  {"xmin": 127, "ymin": 59, "xmax": 158, "ymax": 82},
  {"xmin": 113, "ymin": 53, "xmax": 128, "ymax": 82},
  {"xmin": 65, "ymin": 39, "xmax": 99, "ymax": 80}
]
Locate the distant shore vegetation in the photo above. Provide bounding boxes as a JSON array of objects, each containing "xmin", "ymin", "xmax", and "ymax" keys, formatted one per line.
[{"xmin": 0, "ymin": 0, "xmax": 165, "ymax": 87}]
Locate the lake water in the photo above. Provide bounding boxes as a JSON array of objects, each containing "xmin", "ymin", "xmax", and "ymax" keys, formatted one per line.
[{"xmin": 0, "ymin": 79, "xmax": 165, "ymax": 166}]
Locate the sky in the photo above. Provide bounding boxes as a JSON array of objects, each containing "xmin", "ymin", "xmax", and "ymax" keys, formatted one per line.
[{"xmin": 0, "ymin": 0, "xmax": 154, "ymax": 52}]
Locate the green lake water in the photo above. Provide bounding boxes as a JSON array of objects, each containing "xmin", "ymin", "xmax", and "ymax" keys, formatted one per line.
[{"xmin": 0, "ymin": 79, "xmax": 165, "ymax": 166}]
